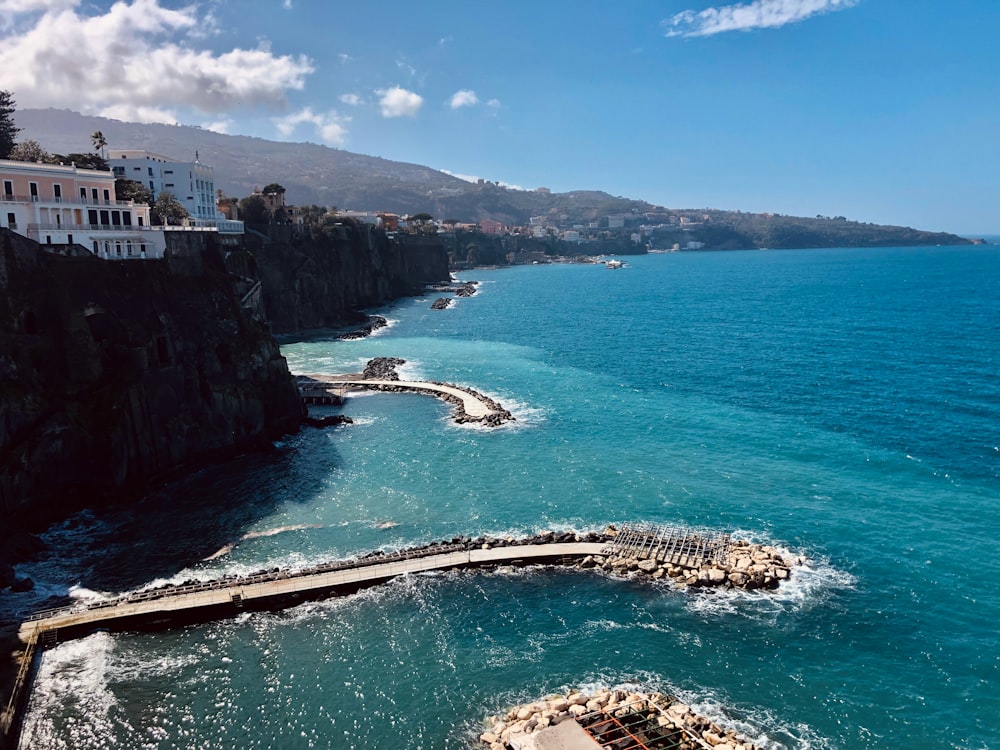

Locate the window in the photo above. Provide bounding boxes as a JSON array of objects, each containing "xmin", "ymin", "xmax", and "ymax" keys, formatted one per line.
[
  {"xmin": 3, "ymin": 180, "xmax": 12, "ymax": 197},
  {"xmin": 53, "ymin": 184, "xmax": 62, "ymax": 202},
  {"xmin": 111, "ymin": 210, "xmax": 121, "ymax": 226},
  {"xmin": 115, "ymin": 241, "xmax": 122, "ymax": 256},
  {"xmin": 148, "ymin": 167, "xmax": 154, "ymax": 176},
  {"xmin": 93, "ymin": 240, "xmax": 99, "ymax": 254},
  {"xmin": 80, "ymin": 187, "xmax": 87, "ymax": 201},
  {"xmin": 67, "ymin": 234, "xmax": 73, "ymax": 245},
  {"xmin": 29, "ymin": 182, "xmax": 38, "ymax": 201},
  {"xmin": 45, "ymin": 235, "xmax": 51, "ymax": 244},
  {"xmin": 138, "ymin": 216, "xmax": 144, "ymax": 227},
  {"xmin": 88, "ymin": 209, "xmax": 98, "ymax": 226},
  {"xmin": 133, "ymin": 167, "xmax": 141, "ymax": 172},
  {"xmin": 123, "ymin": 213, "xmax": 132, "ymax": 226},
  {"xmin": 99, "ymin": 210, "xmax": 109, "ymax": 226},
  {"xmin": 55, "ymin": 215, "xmax": 61, "ymax": 226},
  {"xmin": 91, "ymin": 188, "xmax": 98, "ymax": 201},
  {"xmin": 103, "ymin": 189, "xmax": 110, "ymax": 203},
  {"xmin": 164, "ymin": 170, "xmax": 173, "ymax": 174},
  {"xmin": 6, "ymin": 212, "xmax": 15, "ymax": 228}
]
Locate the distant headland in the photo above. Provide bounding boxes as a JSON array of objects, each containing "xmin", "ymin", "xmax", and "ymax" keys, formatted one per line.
[{"xmin": 15, "ymin": 108, "xmax": 974, "ymax": 252}]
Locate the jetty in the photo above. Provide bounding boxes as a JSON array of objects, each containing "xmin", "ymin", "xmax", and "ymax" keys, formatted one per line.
[
  {"xmin": 3, "ymin": 525, "xmax": 801, "ymax": 748},
  {"xmin": 297, "ymin": 372, "xmax": 515, "ymax": 426},
  {"xmin": 16, "ymin": 538, "xmax": 604, "ymax": 646}
]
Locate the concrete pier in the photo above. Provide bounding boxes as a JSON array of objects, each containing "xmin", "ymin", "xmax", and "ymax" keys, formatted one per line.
[
  {"xmin": 297, "ymin": 372, "xmax": 515, "ymax": 425},
  {"xmin": 18, "ymin": 542, "xmax": 605, "ymax": 645}
]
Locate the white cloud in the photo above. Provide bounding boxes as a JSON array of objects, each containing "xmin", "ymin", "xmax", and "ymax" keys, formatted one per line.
[
  {"xmin": 0, "ymin": 0, "xmax": 314, "ymax": 123},
  {"xmin": 339, "ymin": 93, "xmax": 362, "ymax": 106},
  {"xmin": 274, "ymin": 107, "xmax": 349, "ymax": 146},
  {"xmin": 282, "ymin": 0, "xmax": 292, "ymax": 8},
  {"xmin": 486, "ymin": 98, "xmax": 501, "ymax": 109},
  {"xmin": 375, "ymin": 86, "xmax": 423, "ymax": 118},
  {"xmin": 664, "ymin": 0, "xmax": 859, "ymax": 38},
  {"xmin": 202, "ymin": 119, "xmax": 233, "ymax": 134},
  {"xmin": 449, "ymin": 89, "xmax": 479, "ymax": 109},
  {"xmin": 100, "ymin": 103, "xmax": 178, "ymax": 124},
  {"xmin": 439, "ymin": 169, "xmax": 480, "ymax": 183}
]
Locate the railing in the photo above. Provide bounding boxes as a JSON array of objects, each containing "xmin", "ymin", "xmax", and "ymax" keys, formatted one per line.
[
  {"xmin": 0, "ymin": 194, "xmax": 140, "ymax": 207},
  {"xmin": 27, "ymin": 223, "xmax": 157, "ymax": 232}
]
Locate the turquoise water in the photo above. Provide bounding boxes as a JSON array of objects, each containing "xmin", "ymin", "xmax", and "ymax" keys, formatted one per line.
[{"xmin": 12, "ymin": 246, "xmax": 1000, "ymax": 749}]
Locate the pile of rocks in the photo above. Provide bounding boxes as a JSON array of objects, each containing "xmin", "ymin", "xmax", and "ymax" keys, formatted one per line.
[
  {"xmin": 362, "ymin": 357, "xmax": 407, "ymax": 380},
  {"xmin": 339, "ymin": 315, "xmax": 388, "ymax": 340},
  {"xmin": 431, "ymin": 297, "xmax": 453, "ymax": 310},
  {"xmin": 479, "ymin": 690, "xmax": 763, "ymax": 750},
  {"xmin": 579, "ymin": 537, "xmax": 800, "ymax": 591},
  {"xmin": 455, "ymin": 282, "xmax": 478, "ymax": 297}
]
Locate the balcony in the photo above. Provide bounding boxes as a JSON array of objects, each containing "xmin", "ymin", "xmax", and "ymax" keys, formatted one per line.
[
  {"xmin": 27, "ymin": 223, "xmax": 158, "ymax": 233},
  {"xmin": 0, "ymin": 193, "xmax": 139, "ymax": 207}
]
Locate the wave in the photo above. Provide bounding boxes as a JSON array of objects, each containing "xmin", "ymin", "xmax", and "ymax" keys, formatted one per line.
[{"xmin": 18, "ymin": 633, "xmax": 124, "ymax": 750}]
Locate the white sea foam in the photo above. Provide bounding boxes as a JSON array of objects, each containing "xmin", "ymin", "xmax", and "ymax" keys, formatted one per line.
[
  {"xmin": 18, "ymin": 632, "xmax": 128, "ymax": 750},
  {"xmin": 683, "ymin": 542, "xmax": 856, "ymax": 621}
]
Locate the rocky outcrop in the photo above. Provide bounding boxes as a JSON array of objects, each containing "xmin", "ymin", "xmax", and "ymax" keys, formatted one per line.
[
  {"xmin": 481, "ymin": 689, "xmax": 765, "ymax": 750},
  {"xmin": 339, "ymin": 315, "xmax": 387, "ymax": 340},
  {"xmin": 0, "ymin": 231, "xmax": 303, "ymax": 532},
  {"xmin": 243, "ymin": 224, "xmax": 449, "ymax": 334},
  {"xmin": 362, "ymin": 357, "xmax": 406, "ymax": 381},
  {"xmin": 431, "ymin": 297, "xmax": 452, "ymax": 310},
  {"xmin": 582, "ymin": 536, "xmax": 799, "ymax": 591}
]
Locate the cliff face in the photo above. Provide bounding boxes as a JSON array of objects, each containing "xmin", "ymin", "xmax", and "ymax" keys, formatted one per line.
[
  {"xmin": 243, "ymin": 223, "xmax": 450, "ymax": 333},
  {"xmin": 0, "ymin": 230, "xmax": 303, "ymax": 527}
]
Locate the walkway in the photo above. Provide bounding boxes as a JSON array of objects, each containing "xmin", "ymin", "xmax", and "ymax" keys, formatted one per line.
[
  {"xmin": 18, "ymin": 542, "xmax": 605, "ymax": 644},
  {"xmin": 298, "ymin": 373, "xmax": 513, "ymax": 424}
]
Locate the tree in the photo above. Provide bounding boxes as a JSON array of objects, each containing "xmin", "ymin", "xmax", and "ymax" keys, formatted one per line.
[
  {"xmin": 9, "ymin": 139, "xmax": 49, "ymax": 163},
  {"xmin": 151, "ymin": 191, "xmax": 189, "ymax": 225},
  {"xmin": 0, "ymin": 90, "xmax": 20, "ymax": 159},
  {"xmin": 261, "ymin": 183, "xmax": 285, "ymax": 196},
  {"xmin": 115, "ymin": 178, "xmax": 153, "ymax": 205},
  {"xmin": 51, "ymin": 152, "xmax": 108, "ymax": 170},
  {"xmin": 238, "ymin": 194, "xmax": 269, "ymax": 224},
  {"xmin": 91, "ymin": 130, "xmax": 107, "ymax": 159}
]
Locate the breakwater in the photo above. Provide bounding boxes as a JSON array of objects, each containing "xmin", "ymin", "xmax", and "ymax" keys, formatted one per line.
[
  {"xmin": 18, "ymin": 526, "xmax": 800, "ymax": 645},
  {"xmin": 480, "ymin": 689, "xmax": 763, "ymax": 750}
]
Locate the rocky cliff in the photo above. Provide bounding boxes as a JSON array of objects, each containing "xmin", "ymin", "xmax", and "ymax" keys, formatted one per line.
[
  {"xmin": 240, "ymin": 222, "xmax": 451, "ymax": 333},
  {"xmin": 0, "ymin": 230, "xmax": 303, "ymax": 530}
]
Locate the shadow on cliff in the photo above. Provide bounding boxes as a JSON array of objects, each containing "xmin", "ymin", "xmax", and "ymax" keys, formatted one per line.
[{"xmin": 4, "ymin": 426, "xmax": 345, "ymax": 611}]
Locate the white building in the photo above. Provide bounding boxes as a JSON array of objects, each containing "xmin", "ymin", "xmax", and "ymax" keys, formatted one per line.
[
  {"xmin": 0, "ymin": 158, "xmax": 166, "ymax": 259},
  {"xmin": 109, "ymin": 149, "xmax": 217, "ymax": 222}
]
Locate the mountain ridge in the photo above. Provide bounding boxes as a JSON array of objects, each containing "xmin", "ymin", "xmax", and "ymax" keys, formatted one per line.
[{"xmin": 12, "ymin": 108, "xmax": 971, "ymax": 247}]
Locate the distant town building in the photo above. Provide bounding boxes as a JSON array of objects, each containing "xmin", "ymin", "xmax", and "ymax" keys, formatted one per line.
[
  {"xmin": 479, "ymin": 218, "xmax": 503, "ymax": 235},
  {"xmin": 109, "ymin": 149, "xmax": 216, "ymax": 222},
  {"xmin": 0, "ymin": 158, "xmax": 165, "ymax": 259}
]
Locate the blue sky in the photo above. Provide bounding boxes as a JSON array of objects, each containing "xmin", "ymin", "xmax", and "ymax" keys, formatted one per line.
[{"xmin": 2, "ymin": 0, "xmax": 997, "ymax": 233}]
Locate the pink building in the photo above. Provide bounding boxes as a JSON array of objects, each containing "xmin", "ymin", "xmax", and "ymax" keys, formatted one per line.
[
  {"xmin": 0, "ymin": 159, "xmax": 164, "ymax": 259},
  {"xmin": 479, "ymin": 218, "xmax": 504, "ymax": 235}
]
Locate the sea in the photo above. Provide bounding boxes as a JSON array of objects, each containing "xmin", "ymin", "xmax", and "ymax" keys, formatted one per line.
[{"xmin": 7, "ymin": 245, "xmax": 999, "ymax": 750}]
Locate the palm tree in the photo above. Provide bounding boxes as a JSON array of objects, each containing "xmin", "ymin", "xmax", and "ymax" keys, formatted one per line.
[{"xmin": 90, "ymin": 130, "xmax": 107, "ymax": 159}]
